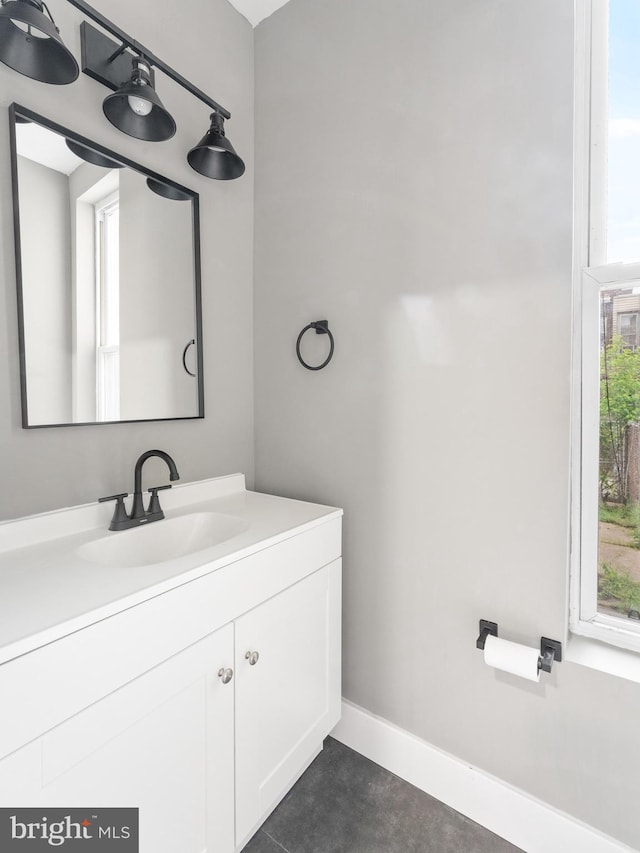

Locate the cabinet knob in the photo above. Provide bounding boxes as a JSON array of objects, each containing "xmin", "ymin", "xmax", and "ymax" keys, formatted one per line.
[
  {"xmin": 217, "ymin": 667, "xmax": 234, "ymax": 684},
  {"xmin": 245, "ymin": 650, "xmax": 260, "ymax": 666}
]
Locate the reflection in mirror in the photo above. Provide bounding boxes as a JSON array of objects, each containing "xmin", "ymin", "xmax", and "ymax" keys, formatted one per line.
[{"xmin": 9, "ymin": 103, "xmax": 203, "ymax": 428}]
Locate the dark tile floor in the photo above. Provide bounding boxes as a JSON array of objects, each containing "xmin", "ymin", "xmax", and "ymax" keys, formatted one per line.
[{"xmin": 243, "ymin": 737, "xmax": 523, "ymax": 853}]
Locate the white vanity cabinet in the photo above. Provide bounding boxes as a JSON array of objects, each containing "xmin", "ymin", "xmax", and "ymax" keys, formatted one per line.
[
  {"xmin": 234, "ymin": 561, "xmax": 341, "ymax": 848},
  {"xmin": 0, "ymin": 490, "xmax": 342, "ymax": 853},
  {"xmin": 1, "ymin": 626, "xmax": 236, "ymax": 853}
]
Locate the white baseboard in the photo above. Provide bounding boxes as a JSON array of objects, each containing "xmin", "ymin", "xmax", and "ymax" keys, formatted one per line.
[{"xmin": 331, "ymin": 700, "xmax": 634, "ymax": 853}]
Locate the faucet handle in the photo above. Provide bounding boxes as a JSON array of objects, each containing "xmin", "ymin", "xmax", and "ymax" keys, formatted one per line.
[
  {"xmin": 147, "ymin": 485, "xmax": 171, "ymax": 516},
  {"xmin": 99, "ymin": 492, "xmax": 128, "ymax": 502},
  {"xmin": 98, "ymin": 493, "xmax": 129, "ymax": 530}
]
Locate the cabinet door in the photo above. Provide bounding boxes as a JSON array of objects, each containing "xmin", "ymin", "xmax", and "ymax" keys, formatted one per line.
[
  {"xmin": 0, "ymin": 740, "xmax": 41, "ymax": 804},
  {"xmin": 0, "ymin": 625, "xmax": 236, "ymax": 853},
  {"xmin": 234, "ymin": 560, "xmax": 341, "ymax": 847}
]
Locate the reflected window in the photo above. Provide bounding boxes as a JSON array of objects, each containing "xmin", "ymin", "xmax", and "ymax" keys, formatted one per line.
[{"xmin": 96, "ymin": 191, "xmax": 120, "ymax": 421}]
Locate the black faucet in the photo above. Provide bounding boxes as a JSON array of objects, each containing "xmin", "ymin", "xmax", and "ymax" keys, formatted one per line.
[{"xmin": 99, "ymin": 449, "xmax": 180, "ymax": 531}]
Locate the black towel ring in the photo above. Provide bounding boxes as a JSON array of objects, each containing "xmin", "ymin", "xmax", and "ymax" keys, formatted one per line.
[
  {"xmin": 182, "ymin": 339, "xmax": 196, "ymax": 377},
  {"xmin": 296, "ymin": 320, "xmax": 334, "ymax": 371}
]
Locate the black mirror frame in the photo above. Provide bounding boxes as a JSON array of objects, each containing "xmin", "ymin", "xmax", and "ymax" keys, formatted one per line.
[{"xmin": 9, "ymin": 102, "xmax": 205, "ymax": 428}]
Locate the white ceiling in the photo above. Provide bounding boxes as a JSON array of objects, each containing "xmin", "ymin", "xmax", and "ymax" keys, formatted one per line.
[
  {"xmin": 227, "ymin": 0, "xmax": 292, "ymax": 27},
  {"xmin": 16, "ymin": 122, "xmax": 82, "ymax": 175}
]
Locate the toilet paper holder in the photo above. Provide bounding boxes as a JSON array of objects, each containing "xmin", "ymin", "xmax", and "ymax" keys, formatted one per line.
[{"xmin": 476, "ymin": 620, "xmax": 562, "ymax": 674}]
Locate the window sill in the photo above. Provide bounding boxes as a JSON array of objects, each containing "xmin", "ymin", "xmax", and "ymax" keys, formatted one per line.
[{"xmin": 567, "ymin": 634, "xmax": 640, "ymax": 684}]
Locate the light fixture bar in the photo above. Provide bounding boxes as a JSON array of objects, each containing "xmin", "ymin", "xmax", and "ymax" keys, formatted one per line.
[
  {"xmin": 80, "ymin": 22, "xmax": 156, "ymax": 92},
  {"xmin": 66, "ymin": 0, "xmax": 231, "ymax": 119}
]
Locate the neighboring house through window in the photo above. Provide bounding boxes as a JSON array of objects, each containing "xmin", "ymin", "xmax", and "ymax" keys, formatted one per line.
[{"xmin": 617, "ymin": 309, "xmax": 640, "ymax": 349}]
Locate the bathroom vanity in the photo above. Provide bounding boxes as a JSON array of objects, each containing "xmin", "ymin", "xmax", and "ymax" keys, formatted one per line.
[{"xmin": 0, "ymin": 475, "xmax": 342, "ymax": 852}]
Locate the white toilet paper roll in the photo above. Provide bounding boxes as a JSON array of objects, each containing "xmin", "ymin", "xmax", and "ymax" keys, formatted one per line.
[{"xmin": 483, "ymin": 634, "xmax": 541, "ymax": 682}]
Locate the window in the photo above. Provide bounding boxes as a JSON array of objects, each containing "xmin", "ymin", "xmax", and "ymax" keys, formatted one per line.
[
  {"xmin": 95, "ymin": 191, "xmax": 120, "ymax": 421},
  {"xmin": 617, "ymin": 310, "xmax": 639, "ymax": 349},
  {"xmin": 572, "ymin": 1, "xmax": 640, "ymax": 652}
]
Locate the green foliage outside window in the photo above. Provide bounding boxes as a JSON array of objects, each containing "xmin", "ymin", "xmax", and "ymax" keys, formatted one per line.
[{"xmin": 600, "ymin": 335, "xmax": 640, "ymax": 504}]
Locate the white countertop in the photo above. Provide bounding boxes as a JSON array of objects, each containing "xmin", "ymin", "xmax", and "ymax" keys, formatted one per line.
[{"xmin": 0, "ymin": 475, "xmax": 342, "ymax": 664}]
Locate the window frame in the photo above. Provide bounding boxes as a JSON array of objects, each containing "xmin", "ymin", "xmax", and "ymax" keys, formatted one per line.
[
  {"xmin": 571, "ymin": 0, "xmax": 640, "ymax": 654},
  {"xmin": 94, "ymin": 191, "xmax": 120, "ymax": 423}
]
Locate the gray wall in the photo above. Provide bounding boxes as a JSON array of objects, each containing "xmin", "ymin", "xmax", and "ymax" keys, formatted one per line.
[
  {"xmin": 254, "ymin": 0, "xmax": 640, "ymax": 848},
  {"xmin": 17, "ymin": 156, "xmax": 72, "ymax": 424},
  {"xmin": 0, "ymin": 0, "xmax": 254, "ymax": 518},
  {"xmin": 118, "ymin": 168, "xmax": 196, "ymax": 420}
]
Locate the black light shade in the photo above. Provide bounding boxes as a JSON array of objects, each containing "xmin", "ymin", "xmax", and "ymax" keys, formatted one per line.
[
  {"xmin": 65, "ymin": 138, "xmax": 124, "ymax": 169},
  {"xmin": 187, "ymin": 111, "xmax": 245, "ymax": 180},
  {"xmin": 0, "ymin": 0, "xmax": 78, "ymax": 84},
  {"xmin": 102, "ymin": 57, "xmax": 175, "ymax": 142},
  {"xmin": 146, "ymin": 177, "xmax": 191, "ymax": 201}
]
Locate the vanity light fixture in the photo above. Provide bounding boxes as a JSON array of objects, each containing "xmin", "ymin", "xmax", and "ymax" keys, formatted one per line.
[
  {"xmin": 188, "ymin": 110, "xmax": 245, "ymax": 181},
  {"xmin": 0, "ymin": 0, "xmax": 78, "ymax": 84},
  {"xmin": 0, "ymin": 0, "xmax": 244, "ymax": 179},
  {"xmin": 65, "ymin": 137, "xmax": 124, "ymax": 168},
  {"xmin": 102, "ymin": 56, "xmax": 176, "ymax": 142},
  {"xmin": 146, "ymin": 177, "xmax": 191, "ymax": 201}
]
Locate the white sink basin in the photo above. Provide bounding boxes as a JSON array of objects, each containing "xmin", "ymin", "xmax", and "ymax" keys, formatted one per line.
[{"xmin": 76, "ymin": 511, "xmax": 249, "ymax": 568}]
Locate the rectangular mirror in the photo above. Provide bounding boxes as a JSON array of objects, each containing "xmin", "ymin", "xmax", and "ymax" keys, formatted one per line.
[{"xmin": 9, "ymin": 103, "xmax": 204, "ymax": 428}]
